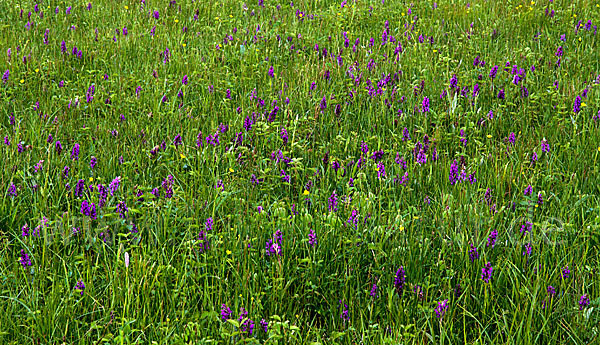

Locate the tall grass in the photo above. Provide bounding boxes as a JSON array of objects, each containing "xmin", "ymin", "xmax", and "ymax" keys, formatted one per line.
[{"xmin": 1, "ymin": 0, "xmax": 599, "ymax": 344}]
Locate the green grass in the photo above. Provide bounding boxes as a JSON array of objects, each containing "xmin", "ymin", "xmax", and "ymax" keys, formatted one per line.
[{"xmin": 1, "ymin": 0, "xmax": 600, "ymax": 344}]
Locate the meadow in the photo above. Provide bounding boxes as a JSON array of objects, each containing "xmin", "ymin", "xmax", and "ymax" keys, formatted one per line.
[{"xmin": 1, "ymin": 0, "xmax": 600, "ymax": 343}]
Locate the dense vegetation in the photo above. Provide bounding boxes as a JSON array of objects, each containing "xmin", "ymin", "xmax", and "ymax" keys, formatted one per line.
[{"xmin": 1, "ymin": 0, "xmax": 600, "ymax": 343}]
